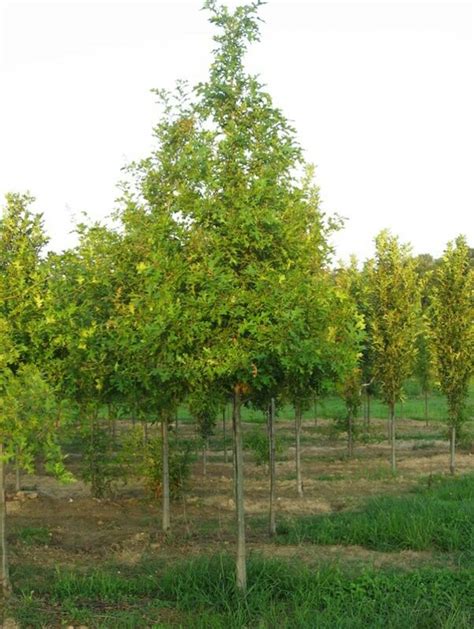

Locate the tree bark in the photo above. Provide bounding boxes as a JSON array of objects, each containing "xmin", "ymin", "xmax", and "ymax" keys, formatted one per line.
[
  {"xmin": 223, "ymin": 406, "xmax": 228, "ymax": 464},
  {"xmin": 449, "ymin": 425, "xmax": 456, "ymax": 475},
  {"xmin": 389, "ymin": 402, "xmax": 396, "ymax": 473},
  {"xmin": 232, "ymin": 387, "xmax": 246, "ymax": 592},
  {"xmin": 424, "ymin": 391, "xmax": 429, "ymax": 427},
  {"xmin": 0, "ymin": 443, "xmax": 10, "ymax": 597},
  {"xmin": 161, "ymin": 417, "xmax": 170, "ymax": 532},
  {"xmin": 268, "ymin": 397, "xmax": 276, "ymax": 536},
  {"xmin": 366, "ymin": 391, "xmax": 371, "ymax": 428},
  {"xmin": 15, "ymin": 454, "xmax": 20, "ymax": 493},
  {"xmin": 348, "ymin": 412, "xmax": 354, "ymax": 458},
  {"xmin": 295, "ymin": 403, "xmax": 303, "ymax": 497},
  {"xmin": 202, "ymin": 438, "xmax": 208, "ymax": 477}
]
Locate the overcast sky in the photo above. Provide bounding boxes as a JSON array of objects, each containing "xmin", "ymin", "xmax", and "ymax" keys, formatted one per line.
[{"xmin": 1, "ymin": 0, "xmax": 473, "ymax": 262}]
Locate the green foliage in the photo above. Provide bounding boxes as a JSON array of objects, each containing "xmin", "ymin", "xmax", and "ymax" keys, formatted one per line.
[
  {"xmin": 79, "ymin": 421, "xmax": 119, "ymax": 498},
  {"xmin": 277, "ymin": 473, "xmax": 474, "ymax": 552},
  {"xmin": 0, "ymin": 364, "xmax": 71, "ymax": 480},
  {"xmin": 367, "ymin": 230, "xmax": 421, "ymax": 407},
  {"xmin": 245, "ymin": 428, "xmax": 283, "ymax": 467},
  {"xmin": 120, "ymin": 426, "xmax": 193, "ymax": 498},
  {"xmin": 430, "ymin": 236, "xmax": 474, "ymax": 429}
]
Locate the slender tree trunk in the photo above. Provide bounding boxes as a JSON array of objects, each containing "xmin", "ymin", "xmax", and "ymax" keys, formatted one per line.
[
  {"xmin": 175, "ymin": 409, "xmax": 178, "ymax": 438},
  {"xmin": 314, "ymin": 397, "xmax": 318, "ymax": 426},
  {"xmin": 295, "ymin": 403, "xmax": 303, "ymax": 497},
  {"xmin": 14, "ymin": 448, "xmax": 21, "ymax": 493},
  {"xmin": 143, "ymin": 419, "xmax": 149, "ymax": 445},
  {"xmin": 389, "ymin": 402, "xmax": 396, "ymax": 473},
  {"xmin": 449, "ymin": 425, "xmax": 456, "ymax": 475},
  {"xmin": 161, "ymin": 417, "xmax": 170, "ymax": 532},
  {"xmin": 268, "ymin": 397, "xmax": 276, "ymax": 536},
  {"xmin": 223, "ymin": 406, "xmax": 228, "ymax": 464},
  {"xmin": 424, "ymin": 391, "xmax": 429, "ymax": 427},
  {"xmin": 202, "ymin": 438, "xmax": 208, "ymax": 477},
  {"xmin": 0, "ymin": 443, "xmax": 10, "ymax": 597},
  {"xmin": 348, "ymin": 412, "xmax": 354, "ymax": 458},
  {"xmin": 366, "ymin": 391, "xmax": 371, "ymax": 428},
  {"xmin": 232, "ymin": 387, "xmax": 246, "ymax": 592}
]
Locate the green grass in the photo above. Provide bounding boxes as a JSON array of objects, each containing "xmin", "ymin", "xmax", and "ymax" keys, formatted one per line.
[
  {"xmin": 277, "ymin": 474, "xmax": 474, "ymax": 554},
  {"xmin": 8, "ymin": 555, "xmax": 474, "ymax": 628},
  {"xmin": 16, "ymin": 526, "xmax": 52, "ymax": 546}
]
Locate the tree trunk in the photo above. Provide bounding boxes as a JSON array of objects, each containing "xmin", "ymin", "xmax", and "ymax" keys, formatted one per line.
[
  {"xmin": 268, "ymin": 397, "xmax": 276, "ymax": 536},
  {"xmin": 366, "ymin": 391, "xmax": 371, "ymax": 428},
  {"xmin": 223, "ymin": 406, "xmax": 228, "ymax": 464},
  {"xmin": 161, "ymin": 417, "xmax": 170, "ymax": 532},
  {"xmin": 449, "ymin": 425, "xmax": 456, "ymax": 475},
  {"xmin": 424, "ymin": 391, "xmax": 429, "ymax": 426},
  {"xmin": 389, "ymin": 402, "xmax": 396, "ymax": 473},
  {"xmin": 314, "ymin": 397, "xmax": 318, "ymax": 426},
  {"xmin": 348, "ymin": 412, "xmax": 354, "ymax": 458},
  {"xmin": 202, "ymin": 439, "xmax": 208, "ymax": 477},
  {"xmin": 0, "ymin": 443, "xmax": 10, "ymax": 597},
  {"xmin": 14, "ymin": 449, "xmax": 20, "ymax": 493},
  {"xmin": 143, "ymin": 420, "xmax": 149, "ymax": 446},
  {"xmin": 295, "ymin": 403, "xmax": 303, "ymax": 497},
  {"xmin": 232, "ymin": 387, "xmax": 246, "ymax": 592},
  {"xmin": 175, "ymin": 409, "xmax": 179, "ymax": 438}
]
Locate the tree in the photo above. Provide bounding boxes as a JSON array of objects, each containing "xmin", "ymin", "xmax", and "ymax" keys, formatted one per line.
[
  {"xmin": 430, "ymin": 236, "xmax": 473, "ymax": 474},
  {"xmin": 118, "ymin": 0, "xmax": 344, "ymax": 590},
  {"xmin": 367, "ymin": 230, "xmax": 421, "ymax": 472},
  {"xmin": 42, "ymin": 224, "xmax": 123, "ymax": 497},
  {"xmin": 0, "ymin": 193, "xmax": 70, "ymax": 597}
]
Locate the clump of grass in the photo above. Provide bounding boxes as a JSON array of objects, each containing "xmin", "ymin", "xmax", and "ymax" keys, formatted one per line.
[
  {"xmin": 16, "ymin": 526, "xmax": 51, "ymax": 546},
  {"xmin": 277, "ymin": 473, "xmax": 474, "ymax": 553},
  {"xmin": 8, "ymin": 555, "xmax": 474, "ymax": 628}
]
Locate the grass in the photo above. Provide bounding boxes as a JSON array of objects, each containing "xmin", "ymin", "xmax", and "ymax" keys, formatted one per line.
[
  {"xmin": 16, "ymin": 526, "xmax": 52, "ymax": 546},
  {"xmin": 8, "ymin": 555, "xmax": 474, "ymax": 628},
  {"xmin": 277, "ymin": 473, "xmax": 474, "ymax": 554}
]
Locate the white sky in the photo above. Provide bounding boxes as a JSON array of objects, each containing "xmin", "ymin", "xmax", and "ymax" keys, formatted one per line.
[{"xmin": 0, "ymin": 0, "xmax": 473, "ymax": 262}]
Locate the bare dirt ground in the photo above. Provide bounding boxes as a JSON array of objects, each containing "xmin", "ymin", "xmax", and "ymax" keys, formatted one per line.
[{"xmin": 5, "ymin": 418, "xmax": 474, "ymax": 576}]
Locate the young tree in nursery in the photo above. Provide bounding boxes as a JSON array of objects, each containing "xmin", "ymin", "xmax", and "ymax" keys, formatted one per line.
[
  {"xmin": 121, "ymin": 0, "xmax": 342, "ymax": 589},
  {"xmin": 414, "ymin": 322, "xmax": 435, "ymax": 425},
  {"xmin": 189, "ymin": 390, "xmax": 220, "ymax": 477},
  {"xmin": 430, "ymin": 236, "xmax": 473, "ymax": 474},
  {"xmin": 42, "ymin": 224, "xmax": 123, "ymax": 497},
  {"xmin": 116, "ymin": 118, "xmax": 194, "ymax": 533},
  {"xmin": 0, "ymin": 194, "xmax": 69, "ymax": 596},
  {"xmin": 367, "ymin": 230, "xmax": 421, "ymax": 472}
]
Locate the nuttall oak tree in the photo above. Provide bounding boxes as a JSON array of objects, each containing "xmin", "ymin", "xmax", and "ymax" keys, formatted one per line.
[
  {"xmin": 41, "ymin": 223, "xmax": 123, "ymax": 497},
  {"xmin": 430, "ymin": 236, "xmax": 473, "ymax": 474},
  {"xmin": 367, "ymin": 230, "xmax": 421, "ymax": 472},
  {"xmin": 115, "ymin": 102, "xmax": 195, "ymax": 532},
  {"xmin": 177, "ymin": 1, "xmax": 345, "ymax": 590},
  {"xmin": 414, "ymin": 319, "xmax": 435, "ymax": 425},
  {"xmin": 338, "ymin": 367, "xmax": 363, "ymax": 458},
  {"xmin": 119, "ymin": 0, "xmax": 345, "ymax": 589},
  {"xmin": 0, "ymin": 194, "xmax": 69, "ymax": 597}
]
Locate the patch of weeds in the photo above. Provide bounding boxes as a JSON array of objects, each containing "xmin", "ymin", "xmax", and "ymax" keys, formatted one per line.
[
  {"xmin": 16, "ymin": 526, "xmax": 52, "ymax": 546},
  {"xmin": 277, "ymin": 473, "xmax": 474, "ymax": 553}
]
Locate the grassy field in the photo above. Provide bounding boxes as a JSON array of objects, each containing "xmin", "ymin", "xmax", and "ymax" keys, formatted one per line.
[{"xmin": 8, "ymin": 550, "xmax": 474, "ymax": 628}]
